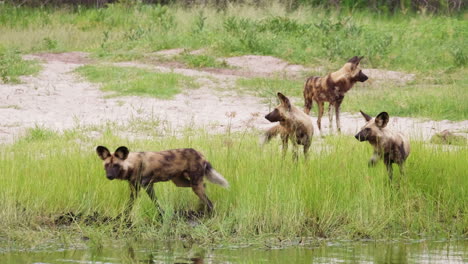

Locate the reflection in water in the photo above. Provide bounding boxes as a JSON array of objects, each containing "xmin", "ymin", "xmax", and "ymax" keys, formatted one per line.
[{"xmin": 0, "ymin": 240, "xmax": 466, "ymax": 263}]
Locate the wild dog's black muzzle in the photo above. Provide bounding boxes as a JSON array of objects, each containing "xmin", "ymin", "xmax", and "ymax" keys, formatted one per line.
[
  {"xmin": 265, "ymin": 109, "xmax": 282, "ymax": 122},
  {"xmin": 358, "ymin": 71, "xmax": 368, "ymax": 82},
  {"xmin": 354, "ymin": 132, "xmax": 367, "ymax": 142},
  {"xmin": 105, "ymin": 165, "xmax": 121, "ymax": 180}
]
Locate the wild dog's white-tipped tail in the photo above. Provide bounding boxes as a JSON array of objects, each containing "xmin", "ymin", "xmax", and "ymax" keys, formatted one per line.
[{"xmin": 205, "ymin": 162, "xmax": 229, "ymax": 188}]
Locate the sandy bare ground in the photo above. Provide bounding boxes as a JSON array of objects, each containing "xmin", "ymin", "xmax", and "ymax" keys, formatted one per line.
[
  {"xmin": 0, "ymin": 52, "xmax": 466, "ymax": 144},
  {"xmin": 0, "ymin": 53, "xmax": 271, "ymax": 143}
]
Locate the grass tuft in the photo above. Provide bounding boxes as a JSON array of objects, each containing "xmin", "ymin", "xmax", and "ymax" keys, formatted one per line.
[
  {"xmin": 179, "ymin": 53, "xmax": 229, "ymax": 68},
  {"xmin": 0, "ymin": 46, "xmax": 40, "ymax": 83},
  {"xmin": 76, "ymin": 65, "xmax": 199, "ymax": 99}
]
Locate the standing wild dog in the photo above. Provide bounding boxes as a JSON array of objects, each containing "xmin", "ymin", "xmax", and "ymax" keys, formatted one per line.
[
  {"xmin": 96, "ymin": 146, "xmax": 229, "ymax": 217},
  {"xmin": 304, "ymin": 56, "xmax": 368, "ymax": 134},
  {"xmin": 355, "ymin": 111, "xmax": 410, "ymax": 180},
  {"xmin": 262, "ymin": 92, "xmax": 313, "ymax": 160}
]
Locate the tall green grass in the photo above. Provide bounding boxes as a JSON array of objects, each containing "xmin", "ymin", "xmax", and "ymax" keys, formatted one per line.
[{"xmin": 0, "ymin": 126, "xmax": 466, "ymax": 248}]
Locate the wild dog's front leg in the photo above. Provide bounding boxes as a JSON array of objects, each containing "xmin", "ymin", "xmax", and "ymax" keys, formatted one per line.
[
  {"xmin": 144, "ymin": 183, "xmax": 164, "ymax": 217},
  {"xmin": 398, "ymin": 162, "xmax": 406, "ymax": 177},
  {"xmin": 328, "ymin": 104, "xmax": 334, "ymax": 132},
  {"xmin": 317, "ymin": 102, "xmax": 325, "ymax": 136},
  {"xmin": 335, "ymin": 102, "xmax": 342, "ymax": 133},
  {"xmin": 303, "ymin": 140, "xmax": 311, "ymax": 159},
  {"xmin": 304, "ymin": 97, "xmax": 312, "ymax": 115},
  {"xmin": 368, "ymin": 151, "xmax": 379, "ymax": 167},
  {"xmin": 386, "ymin": 163, "xmax": 394, "ymax": 181},
  {"xmin": 291, "ymin": 140, "xmax": 299, "ymax": 161},
  {"xmin": 120, "ymin": 183, "xmax": 140, "ymax": 222},
  {"xmin": 280, "ymin": 133, "xmax": 289, "ymax": 158}
]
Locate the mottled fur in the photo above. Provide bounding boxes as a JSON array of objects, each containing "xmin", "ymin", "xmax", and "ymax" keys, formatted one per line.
[
  {"xmin": 355, "ymin": 111, "xmax": 410, "ymax": 180},
  {"xmin": 304, "ymin": 56, "xmax": 368, "ymax": 134},
  {"xmin": 96, "ymin": 146, "xmax": 228, "ymax": 216},
  {"xmin": 262, "ymin": 92, "xmax": 314, "ymax": 160}
]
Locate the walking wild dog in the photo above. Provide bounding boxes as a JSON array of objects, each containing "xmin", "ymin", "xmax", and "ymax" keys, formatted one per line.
[
  {"xmin": 355, "ymin": 111, "xmax": 410, "ymax": 180},
  {"xmin": 304, "ymin": 56, "xmax": 368, "ymax": 134},
  {"xmin": 262, "ymin": 92, "xmax": 313, "ymax": 160},
  {"xmin": 96, "ymin": 146, "xmax": 229, "ymax": 217}
]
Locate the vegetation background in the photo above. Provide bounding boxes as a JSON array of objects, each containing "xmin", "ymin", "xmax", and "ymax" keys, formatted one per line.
[
  {"xmin": 3, "ymin": 0, "xmax": 466, "ymax": 13},
  {"xmin": 0, "ymin": 0, "xmax": 466, "ymax": 251}
]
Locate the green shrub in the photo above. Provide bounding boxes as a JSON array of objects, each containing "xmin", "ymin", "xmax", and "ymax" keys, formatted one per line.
[{"xmin": 0, "ymin": 46, "xmax": 40, "ymax": 83}]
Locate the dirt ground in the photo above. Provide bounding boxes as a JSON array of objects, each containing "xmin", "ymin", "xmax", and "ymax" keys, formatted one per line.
[{"xmin": 0, "ymin": 52, "xmax": 466, "ymax": 144}]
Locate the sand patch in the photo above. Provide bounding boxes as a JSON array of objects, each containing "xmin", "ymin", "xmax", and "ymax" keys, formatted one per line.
[
  {"xmin": 0, "ymin": 54, "xmax": 271, "ymax": 144},
  {"xmin": 151, "ymin": 48, "xmax": 185, "ymax": 58},
  {"xmin": 363, "ymin": 68, "xmax": 416, "ymax": 85},
  {"xmin": 24, "ymin": 52, "xmax": 92, "ymax": 64},
  {"xmin": 0, "ymin": 52, "xmax": 465, "ymax": 144}
]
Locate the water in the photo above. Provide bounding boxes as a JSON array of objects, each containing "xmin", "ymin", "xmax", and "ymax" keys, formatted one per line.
[{"xmin": 0, "ymin": 240, "xmax": 466, "ymax": 263}]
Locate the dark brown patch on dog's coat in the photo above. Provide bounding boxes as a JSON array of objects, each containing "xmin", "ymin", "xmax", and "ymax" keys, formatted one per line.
[{"xmin": 304, "ymin": 56, "xmax": 368, "ymax": 134}]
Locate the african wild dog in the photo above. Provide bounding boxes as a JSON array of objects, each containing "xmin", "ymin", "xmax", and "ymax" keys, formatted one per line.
[
  {"xmin": 355, "ymin": 111, "xmax": 410, "ymax": 180},
  {"xmin": 304, "ymin": 56, "xmax": 368, "ymax": 134},
  {"xmin": 262, "ymin": 92, "xmax": 313, "ymax": 160},
  {"xmin": 96, "ymin": 146, "xmax": 229, "ymax": 216}
]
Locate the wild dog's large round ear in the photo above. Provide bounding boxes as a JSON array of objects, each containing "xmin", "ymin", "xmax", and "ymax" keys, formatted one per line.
[
  {"xmin": 358, "ymin": 56, "xmax": 364, "ymax": 63},
  {"xmin": 96, "ymin": 146, "xmax": 110, "ymax": 160},
  {"xmin": 375, "ymin": 112, "xmax": 389, "ymax": 128},
  {"xmin": 348, "ymin": 56, "xmax": 360, "ymax": 64},
  {"xmin": 277, "ymin": 92, "xmax": 291, "ymax": 109},
  {"xmin": 359, "ymin": 110, "xmax": 372, "ymax": 121},
  {"xmin": 114, "ymin": 146, "xmax": 129, "ymax": 160}
]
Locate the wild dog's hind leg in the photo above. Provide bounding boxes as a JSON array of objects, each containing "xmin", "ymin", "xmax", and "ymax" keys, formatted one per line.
[
  {"xmin": 145, "ymin": 183, "xmax": 165, "ymax": 217},
  {"xmin": 172, "ymin": 174, "xmax": 191, "ymax": 187},
  {"xmin": 191, "ymin": 183, "xmax": 214, "ymax": 213}
]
